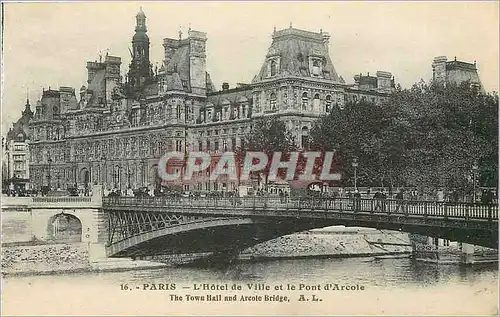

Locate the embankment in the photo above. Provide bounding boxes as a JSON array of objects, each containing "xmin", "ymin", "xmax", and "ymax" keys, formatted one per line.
[{"xmin": 240, "ymin": 228, "xmax": 412, "ymax": 260}]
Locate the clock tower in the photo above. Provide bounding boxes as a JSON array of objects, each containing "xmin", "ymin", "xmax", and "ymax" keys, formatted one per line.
[{"xmin": 127, "ymin": 7, "xmax": 152, "ymax": 96}]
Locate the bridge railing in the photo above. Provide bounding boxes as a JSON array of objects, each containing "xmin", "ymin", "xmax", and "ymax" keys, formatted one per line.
[
  {"xmin": 33, "ymin": 196, "xmax": 92, "ymax": 203},
  {"xmin": 102, "ymin": 196, "xmax": 498, "ymax": 220}
]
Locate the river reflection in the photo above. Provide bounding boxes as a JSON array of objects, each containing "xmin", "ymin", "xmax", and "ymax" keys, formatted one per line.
[
  {"xmin": 3, "ymin": 257, "xmax": 498, "ymax": 315},
  {"xmin": 5, "ymin": 257, "xmax": 497, "ymax": 287}
]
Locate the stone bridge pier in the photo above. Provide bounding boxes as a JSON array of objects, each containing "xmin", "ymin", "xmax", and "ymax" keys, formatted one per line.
[{"xmin": 2, "ymin": 186, "xmax": 109, "ymax": 261}]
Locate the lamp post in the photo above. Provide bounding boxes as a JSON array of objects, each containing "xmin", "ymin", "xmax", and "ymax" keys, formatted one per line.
[
  {"xmin": 352, "ymin": 158, "xmax": 359, "ymax": 191},
  {"xmin": 125, "ymin": 167, "xmax": 134, "ymax": 189},
  {"xmin": 47, "ymin": 157, "xmax": 53, "ymax": 190},
  {"xmin": 56, "ymin": 172, "xmax": 61, "ymax": 190},
  {"xmin": 101, "ymin": 156, "xmax": 107, "ymax": 188},
  {"xmin": 472, "ymin": 161, "xmax": 478, "ymax": 203},
  {"xmin": 141, "ymin": 159, "xmax": 146, "ymax": 188},
  {"xmin": 113, "ymin": 166, "xmax": 121, "ymax": 191},
  {"xmin": 73, "ymin": 160, "xmax": 77, "ymax": 189}
]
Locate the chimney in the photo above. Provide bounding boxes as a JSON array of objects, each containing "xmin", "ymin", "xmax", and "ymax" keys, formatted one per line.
[{"xmin": 222, "ymin": 82, "xmax": 229, "ymax": 91}]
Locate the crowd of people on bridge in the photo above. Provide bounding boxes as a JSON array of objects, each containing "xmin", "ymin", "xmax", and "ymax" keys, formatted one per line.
[{"xmin": 3, "ymin": 181, "xmax": 497, "ymax": 207}]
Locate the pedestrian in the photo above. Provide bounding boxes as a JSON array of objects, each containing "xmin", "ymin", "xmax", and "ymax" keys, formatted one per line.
[
  {"xmin": 374, "ymin": 190, "xmax": 382, "ymax": 212},
  {"xmin": 380, "ymin": 189, "xmax": 387, "ymax": 212},
  {"xmin": 395, "ymin": 190, "xmax": 404, "ymax": 213},
  {"xmin": 353, "ymin": 190, "xmax": 361, "ymax": 211}
]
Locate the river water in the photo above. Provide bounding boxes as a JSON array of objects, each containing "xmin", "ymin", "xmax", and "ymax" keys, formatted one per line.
[{"xmin": 2, "ymin": 257, "xmax": 498, "ymax": 315}]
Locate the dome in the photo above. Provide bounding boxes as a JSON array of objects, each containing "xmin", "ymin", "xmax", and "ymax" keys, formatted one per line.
[{"xmin": 133, "ymin": 32, "xmax": 149, "ymax": 42}]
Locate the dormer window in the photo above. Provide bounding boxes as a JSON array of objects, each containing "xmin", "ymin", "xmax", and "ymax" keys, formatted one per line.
[
  {"xmin": 270, "ymin": 61, "xmax": 277, "ymax": 76},
  {"xmin": 312, "ymin": 60, "xmax": 320, "ymax": 76},
  {"xmin": 270, "ymin": 93, "xmax": 277, "ymax": 110},
  {"xmin": 267, "ymin": 58, "xmax": 280, "ymax": 78}
]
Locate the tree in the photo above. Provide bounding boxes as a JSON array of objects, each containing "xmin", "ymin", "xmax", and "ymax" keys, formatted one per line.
[
  {"xmin": 383, "ymin": 81, "xmax": 498, "ymax": 192},
  {"xmin": 236, "ymin": 117, "xmax": 296, "ymax": 188},
  {"xmin": 311, "ymin": 80, "xmax": 499, "ymax": 194},
  {"xmin": 310, "ymin": 100, "xmax": 390, "ymax": 188}
]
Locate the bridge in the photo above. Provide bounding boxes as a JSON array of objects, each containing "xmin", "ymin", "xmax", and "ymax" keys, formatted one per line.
[{"xmin": 102, "ymin": 196, "xmax": 499, "ymax": 257}]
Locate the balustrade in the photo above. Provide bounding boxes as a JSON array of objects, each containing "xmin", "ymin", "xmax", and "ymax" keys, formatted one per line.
[{"xmin": 102, "ymin": 196, "xmax": 498, "ymax": 221}]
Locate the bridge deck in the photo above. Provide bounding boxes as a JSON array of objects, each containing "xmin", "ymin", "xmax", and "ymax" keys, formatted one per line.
[
  {"xmin": 103, "ymin": 196, "xmax": 498, "ymax": 221},
  {"xmin": 102, "ymin": 197, "xmax": 499, "ymax": 255}
]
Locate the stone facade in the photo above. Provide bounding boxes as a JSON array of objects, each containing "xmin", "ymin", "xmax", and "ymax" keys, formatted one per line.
[
  {"xmin": 432, "ymin": 55, "xmax": 483, "ymax": 90},
  {"xmin": 26, "ymin": 9, "xmax": 395, "ymax": 193},
  {"xmin": 2, "ymin": 98, "xmax": 33, "ymax": 191}
]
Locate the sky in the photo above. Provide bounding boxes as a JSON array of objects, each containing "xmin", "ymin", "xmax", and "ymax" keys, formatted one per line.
[{"xmin": 1, "ymin": 1, "xmax": 499, "ymax": 136}]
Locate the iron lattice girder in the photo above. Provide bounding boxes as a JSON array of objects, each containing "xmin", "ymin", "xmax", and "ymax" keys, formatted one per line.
[
  {"xmin": 108, "ymin": 210, "xmax": 204, "ymax": 245},
  {"xmin": 103, "ymin": 197, "xmax": 499, "ymax": 251}
]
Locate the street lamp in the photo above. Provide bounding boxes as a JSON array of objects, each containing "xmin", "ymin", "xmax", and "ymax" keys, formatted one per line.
[
  {"xmin": 47, "ymin": 157, "xmax": 53, "ymax": 190},
  {"xmin": 125, "ymin": 167, "xmax": 134, "ymax": 189},
  {"xmin": 56, "ymin": 172, "xmax": 61, "ymax": 189},
  {"xmin": 101, "ymin": 156, "xmax": 107, "ymax": 187},
  {"xmin": 113, "ymin": 166, "xmax": 121, "ymax": 191},
  {"xmin": 73, "ymin": 160, "xmax": 77, "ymax": 189},
  {"xmin": 352, "ymin": 157, "xmax": 359, "ymax": 191},
  {"xmin": 472, "ymin": 161, "xmax": 479, "ymax": 203}
]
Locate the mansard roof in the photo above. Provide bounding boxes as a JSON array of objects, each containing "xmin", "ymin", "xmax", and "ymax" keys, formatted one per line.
[
  {"xmin": 206, "ymin": 85, "xmax": 253, "ymax": 108},
  {"xmin": 252, "ymin": 27, "xmax": 341, "ymax": 83}
]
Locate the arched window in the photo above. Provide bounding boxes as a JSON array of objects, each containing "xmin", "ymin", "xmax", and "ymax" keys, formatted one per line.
[
  {"xmin": 325, "ymin": 95, "xmax": 332, "ymax": 113},
  {"xmin": 270, "ymin": 93, "xmax": 277, "ymax": 110},
  {"xmin": 313, "ymin": 93, "xmax": 320, "ymax": 112},
  {"xmin": 301, "ymin": 92, "xmax": 308, "ymax": 110},
  {"xmin": 176, "ymin": 105, "xmax": 182, "ymax": 119},
  {"xmin": 301, "ymin": 126, "xmax": 309, "ymax": 149},
  {"xmin": 270, "ymin": 60, "xmax": 277, "ymax": 76},
  {"xmin": 312, "ymin": 60, "xmax": 320, "ymax": 76}
]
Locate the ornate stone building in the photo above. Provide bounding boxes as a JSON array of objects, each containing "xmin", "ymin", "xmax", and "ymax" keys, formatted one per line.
[
  {"xmin": 2, "ymin": 97, "xmax": 33, "ymax": 191},
  {"xmin": 27, "ymin": 9, "xmax": 395, "ymax": 193},
  {"xmin": 432, "ymin": 56, "xmax": 483, "ymax": 91}
]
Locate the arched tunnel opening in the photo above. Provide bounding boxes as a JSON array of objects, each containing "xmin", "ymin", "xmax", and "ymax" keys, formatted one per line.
[{"xmin": 47, "ymin": 213, "xmax": 83, "ymax": 243}]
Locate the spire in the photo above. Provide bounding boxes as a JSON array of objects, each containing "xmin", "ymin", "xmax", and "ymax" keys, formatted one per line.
[
  {"xmin": 135, "ymin": 7, "xmax": 147, "ymax": 32},
  {"xmin": 179, "ymin": 26, "xmax": 182, "ymax": 40},
  {"xmin": 137, "ymin": 6, "xmax": 145, "ymax": 18},
  {"xmin": 289, "ymin": 22, "xmax": 293, "ymax": 28},
  {"xmin": 23, "ymin": 91, "xmax": 33, "ymax": 117}
]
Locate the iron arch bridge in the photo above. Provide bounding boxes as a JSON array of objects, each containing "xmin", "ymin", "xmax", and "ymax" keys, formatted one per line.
[{"xmin": 102, "ymin": 196, "xmax": 498, "ymax": 257}]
